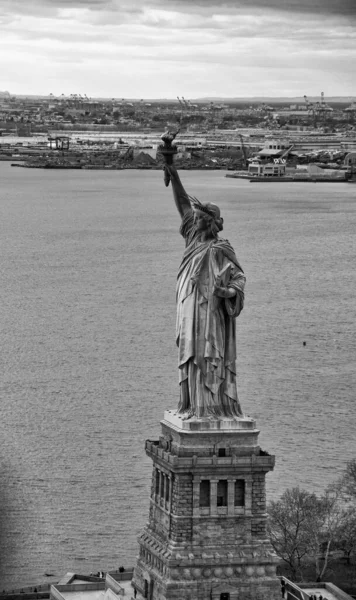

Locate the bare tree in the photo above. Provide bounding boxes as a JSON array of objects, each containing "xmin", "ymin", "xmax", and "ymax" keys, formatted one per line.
[
  {"xmin": 340, "ymin": 459, "xmax": 356, "ymax": 499},
  {"xmin": 268, "ymin": 486, "xmax": 347, "ymax": 581},
  {"xmin": 334, "ymin": 508, "xmax": 356, "ymax": 565},
  {"xmin": 267, "ymin": 487, "xmax": 320, "ymax": 579},
  {"xmin": 308, "ymin": 487, "xmax": 345, "ymax": 582}
]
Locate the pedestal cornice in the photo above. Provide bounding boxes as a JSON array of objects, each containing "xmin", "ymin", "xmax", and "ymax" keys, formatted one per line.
[{"xmin": 146, "ymin": 440, "xmax": 275, "ymax": 474}]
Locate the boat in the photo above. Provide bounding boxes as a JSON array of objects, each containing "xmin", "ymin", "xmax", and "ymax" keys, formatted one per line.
[
  {"xmin": 249, "ymin": 176, "xmax": 294, "ymax": 183},
  {"xmin": 250, "ymin": 175, "xmax": 348, "ymax": 183}
]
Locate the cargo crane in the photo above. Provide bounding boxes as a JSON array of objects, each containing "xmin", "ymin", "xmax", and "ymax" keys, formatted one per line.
[
  {"xmin": 179, "ymin": 96, "xmax": 195, "ymax": 119},
  {"xmin": 317, "ymin": 91, "xmax": 333, "ymax": 124},
  {"xmin": 280, "ymin": 144, "xmax": 294, "ymax": 159},
  {"xmin": 181, "ymin": 97, "xmax": 189, "ymax": 109},
  {"xmin": 185, "ymin": 98, "xmax": 197, "ymax": 110},
  {"xmin": 177, "ymin": 96, "xmax": 188, "ymax": 125},
  {"xmin": 273, "ymin": 144, "xmax": 294, "ymax": 165},
  {"xmin": 122, "ymin": 146, "xmax": 134, "ymax": 161},
  {"xmin": 304, "ymin": 95, "xmax": 318, "ymax": 128},
  {"xmin": 304, "ymin": 92, "xmax": 333, "ymax": 128},
  {"xmin": 239, "ymin": 134, "xmax": 248, "ymax": 168},
  {"xmin": 344, "ymin": 102, "xmax": 356, "ymax": 122},
  {"xmin": 209, "ymin": 100, "xmax": 222, "ymax": 119}
]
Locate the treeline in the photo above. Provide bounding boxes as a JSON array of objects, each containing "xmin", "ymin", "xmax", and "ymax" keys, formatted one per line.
[{"xmin": 267, "ymin": 459, "xmax": 356, "ymax": 583}]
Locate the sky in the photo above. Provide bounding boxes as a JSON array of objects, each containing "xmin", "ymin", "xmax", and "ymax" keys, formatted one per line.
[{"xmin": 0, "ymin": 0, "xmax": 355, "ymax": 99}]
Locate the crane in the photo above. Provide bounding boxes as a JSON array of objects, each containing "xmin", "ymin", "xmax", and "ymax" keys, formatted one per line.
[
  {"xmin": 122, "ymin": 146, "xmax": 134, "ymax": 161},
  {"xmin": 317, "ymin": 91, "xmax": 333, "ymax": 124},
  {"xmin": 239, "ymin": 134, "xmax": 248, "ymax": 168},
  {"xmin": 304, "ymin": 95, "xmax": 317, "ymax": 128},
  {"xmin": 181, "ymin": 97, "xmax": 190, "ymax": 109},
  {"xmin": 273, "ymin": 145, "xmax": 294, "ymax": 165},
  {"xmin": 304, "ymin": 93, "xmax": 333, "ymax": 128}
]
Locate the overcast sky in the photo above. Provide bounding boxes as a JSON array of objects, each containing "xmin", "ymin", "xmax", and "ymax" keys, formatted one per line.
[{"xmin": 1, "ymin": 0, "xmax": 355, "ymax": 98}]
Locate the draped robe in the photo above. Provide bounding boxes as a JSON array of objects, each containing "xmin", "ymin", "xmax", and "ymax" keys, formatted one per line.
[{"xmin": 176, "ymin": 210, "xmax": 246, "ymax": 419}]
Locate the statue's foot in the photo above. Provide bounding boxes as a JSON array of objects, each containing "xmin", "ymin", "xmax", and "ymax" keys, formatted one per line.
[{"xmin": 177, "ymin": 410, "xmax": 195, "ymax": 421}]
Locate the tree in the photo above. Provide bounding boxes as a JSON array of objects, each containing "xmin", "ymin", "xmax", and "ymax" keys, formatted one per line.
[
  {"xmin": 307, "ymin": 487, "xmax": 345, "ymax": 582},
  {"xmin": 341, "ymin": 459, "xmax": 356, "ymax": 499},
  {"xmin": 334, "ymin": 508, "xmax": 356, "ymax": 564},
  {"xmin": 268, "ymin": 486, "xmax": 348, "ymax": 582},
  {"xmin": 267, "ymin": 487, "xmax": 320, "ymax": 579}
]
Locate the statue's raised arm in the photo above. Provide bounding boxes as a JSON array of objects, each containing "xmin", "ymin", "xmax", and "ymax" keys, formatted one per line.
[
  {"xmin": 159, "ymin": 129, "xmax": 246, "ymax": 421},
  {"xmin": 159, "ymin": 129, "xmax": 191, "ymax": 218}
]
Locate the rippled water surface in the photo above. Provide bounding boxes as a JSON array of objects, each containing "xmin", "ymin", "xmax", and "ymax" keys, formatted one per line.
[{"xmin": 0, "ymin": 163, "xmax": 355, "ymax": 588}]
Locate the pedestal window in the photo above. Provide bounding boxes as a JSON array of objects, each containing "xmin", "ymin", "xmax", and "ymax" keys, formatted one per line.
[
  {"xmin": 217, "ymin": 480, "xmax": 228, "ymax": 507},
  {"xmin": 165, "ymin": 476, "xmax": 170, "ymax": 502},
  {"xmin": 155, "ymin": 469, "xmax": 160, "ymax": 496},
  {"xmin": 199, "ymin": 480, "xmax": 210, "ymax": 507},
  {"xmin": 234, "ymin": 480, "xmax": 245, "ymax": 506}
]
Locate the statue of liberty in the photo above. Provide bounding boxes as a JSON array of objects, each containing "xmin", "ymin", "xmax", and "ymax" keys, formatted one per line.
[{"xmin": 160, "ymin": 132, "xmax": 246, "ymax": 420}]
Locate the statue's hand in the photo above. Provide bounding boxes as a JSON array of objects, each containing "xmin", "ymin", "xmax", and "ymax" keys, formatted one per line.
[
  {"xmin": 213, "ymin": 285, "xmax": 236, "ymax": 299},
  {"xmin": 161, "ymin": 128, "xmax": 179, "ymax": 146}
]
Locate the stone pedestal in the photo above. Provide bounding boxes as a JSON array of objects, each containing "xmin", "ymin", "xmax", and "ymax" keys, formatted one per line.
[{"xmin": 132, "ymin": 411, "xmax": 280, "ymax": 600}]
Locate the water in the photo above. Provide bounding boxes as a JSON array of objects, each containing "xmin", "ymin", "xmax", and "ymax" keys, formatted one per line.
[{"xmin": 0, "ymin": 163, "xmax": 355, "ymax": 588}]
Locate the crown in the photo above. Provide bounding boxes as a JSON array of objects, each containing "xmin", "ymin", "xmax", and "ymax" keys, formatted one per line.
[{"xmin": 189, "ymin": 195, "xmax": 216, "ymax": 218}]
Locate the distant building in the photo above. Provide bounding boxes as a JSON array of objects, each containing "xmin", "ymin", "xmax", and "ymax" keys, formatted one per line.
[
  {"xmin": 48, "ymin": 136, "xmax": 70, "ymax": 150},
  {"xmin": 248, "ymin": 161, "xmax": 286, "ymax": 177}
]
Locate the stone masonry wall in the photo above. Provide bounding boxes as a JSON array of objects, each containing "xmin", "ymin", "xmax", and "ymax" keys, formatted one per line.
[
  {"xmin": 251, "ymin": 473, "xmax": 267, "ymax": 538},
  {"xmin": 140, "ymin": 571, "xmax": 281, "ymax": 600},
  {"xmin": 191, "ymin": 516, "xmax": 251, "ymax": 547},
  {"xmin": 171, "ymin": 474, "xmax": 193, "ymax": 516},
  {"xmin": 252, "ymin": 474, "xmax": 266, "ymax": 513},
  {"xmin": 169, "ymin": 474, "xmax": 193, "ymax": 543}
]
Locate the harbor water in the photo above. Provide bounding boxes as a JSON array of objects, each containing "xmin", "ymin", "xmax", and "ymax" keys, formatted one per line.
[{"xmin": 0, "ymin": 163, "xmax": 355, "ymax": 588}]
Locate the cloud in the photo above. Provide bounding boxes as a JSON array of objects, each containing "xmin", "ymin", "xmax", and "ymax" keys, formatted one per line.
[
  {"xmin": 243, "ymin": 0, "xmax": 356, "ymax": 18},
  {"xmin": 1, "ymin": 0, "xmax": 355, "ymax": 20},
  {"xmin": 167, "ymin": 0, "xmax": 356, "ymax": 18},
  {"xmin": 0, "ymin": 0, "xmax": 355, "ymax": 97}
]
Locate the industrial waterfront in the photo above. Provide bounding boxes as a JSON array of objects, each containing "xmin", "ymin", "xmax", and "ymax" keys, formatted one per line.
[{"xmin": 1, "ymin": 94, "xmax": 356, "ymax": 179}]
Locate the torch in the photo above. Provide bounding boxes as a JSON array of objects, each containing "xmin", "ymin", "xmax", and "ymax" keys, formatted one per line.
[{"xmin": 159, "ymin": 129, "xmax": 179, "ymax": 186}]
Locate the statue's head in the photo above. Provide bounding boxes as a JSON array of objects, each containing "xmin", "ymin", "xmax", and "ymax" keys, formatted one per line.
[{"xmin": 190, "ymin": 197, "xmax": 224, "ymax": 237}]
